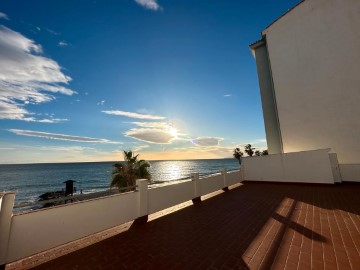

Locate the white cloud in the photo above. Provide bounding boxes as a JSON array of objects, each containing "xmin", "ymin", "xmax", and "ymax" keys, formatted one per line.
[
  {"xmin": 124, "ymin": 120, "xmax": 188, "ymax": 144},
  {"xmin": 136, "ymin": 108, "xmax": 153, "ymax": 115},
  {"xmin": 102, "ymin": 110, "xmax": 165, "ymax": 120},
  {"xmin": 58, "ymin": 40, "xmax": 69, "ymax": 47},
  {"xmin": 125, "ymin": 128, "xmax": 176, "ymax": 144},
  {"xmin": 0, "ymin": 12, "xmax": 9, "ymax": 20},
  {"xmin": 224, "ymin": 94, "xmax": 232, "ymax": 97},
  {"xmin": 134, "ymin": 0, "xmax": 162, "ymax": 11},
  {"xmin": 97, "ymin": 100, "xmax": 105, "ymax": 106},
  {"xmin": 130, "ymin": 121, "xmax": 169, "ymax": 128},
  {"xmin": 39, "ymin": 146, "xmax": 94, "ymax": 152},
  {"xmin": 8, "ymin": 129, "xmax": 121, "ymax": 144},
  {"xmin": 192, "ymin": 137, "xmax": 223, "ymax": 147},
  {"xmin": 46, "ymin": 28, "xmax": 59, "ymax": 35},
  {"xmin": 140, "ymin": 145, "xmax": 240, "ymax": 161},
  {"xmin": 106, "ymin": 111, "xmax": 222, "ymax": 148},
  {"xmin": 133, "ymin": 144, "xmax": 150, "ymax": 152},
  {"xmin": 0, "ymin": 25, "xmax": 75, "ymax": 122},
  {"xmin": 37, "ymin": 118, "xmax": 68, "ymax": 123}
]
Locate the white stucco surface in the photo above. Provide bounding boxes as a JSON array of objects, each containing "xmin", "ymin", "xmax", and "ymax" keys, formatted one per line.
[
  {"xmin": 0, "ymin": 193, "xmax": 15, "ymax": 265},
  {"xmin": 243, "ymin": 149, "xmax": 334, "ymax": 184},
  {"xmin": 148, "ymin": 181, "xmax": 194, "ymax": 214},
  {"xmin": 339, "ymin": 164, "xmax": 360, "ymax": 182},
  {"xmin": 226, "ymin": 171, "xmax": 243, "ymax": 186},
  {"xmin": 7, "ymin": 192, "xmax": 138, "ymax": 262},
  {"xmin": 263, "ymin": 0, "xmax": 360, "ymax": 164},
  {"xmin": 200, "ymin": 175, "xmax": 224, "ymax": 195}
]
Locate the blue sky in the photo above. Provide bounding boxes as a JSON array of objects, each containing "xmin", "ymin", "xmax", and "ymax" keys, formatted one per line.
[{"xmin": 0, "ymin": 0, "xmax": 299, "ymax": 164}]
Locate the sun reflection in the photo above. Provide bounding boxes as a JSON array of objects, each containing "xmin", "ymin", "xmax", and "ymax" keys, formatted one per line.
[
  {"xmin": 167, "ymin": 163, "xmax": 182, "ymax": 179},
  {"xmin": 154, "ymin": 161, "xmax": 184, "ymax": 181}
]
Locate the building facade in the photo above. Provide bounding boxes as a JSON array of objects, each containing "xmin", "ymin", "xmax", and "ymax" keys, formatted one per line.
[{"xmin": 250, "ymin": 0, "xmax": 360, "ymax": 180}]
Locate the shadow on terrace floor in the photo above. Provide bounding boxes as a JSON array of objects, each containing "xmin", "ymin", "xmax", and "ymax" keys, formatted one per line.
[{"xmin": 31, "ymin": 182, "xmax": 360, "ymax": 270}]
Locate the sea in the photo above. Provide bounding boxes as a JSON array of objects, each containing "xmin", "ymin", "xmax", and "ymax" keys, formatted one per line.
[{"xmin": 0, "ymin": 159, "xmax": 239, "ymax": 205}]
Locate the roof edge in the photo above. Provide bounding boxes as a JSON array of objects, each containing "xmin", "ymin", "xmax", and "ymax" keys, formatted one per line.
[
  {"xmin": 249, "ymin": 38, "xmax": 266, "ymax": 57},
  {"xmin": 249, "ymin": 38, "xmax": 265, "ymax": 50},
  {"xmin": 263, "ymin": 0, "xmax": 305, "ymax": 33}
]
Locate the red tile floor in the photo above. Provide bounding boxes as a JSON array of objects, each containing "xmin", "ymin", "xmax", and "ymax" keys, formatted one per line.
[{"xmin": 7, "ymin": 182, "xmax": 360, "ymax": 270}]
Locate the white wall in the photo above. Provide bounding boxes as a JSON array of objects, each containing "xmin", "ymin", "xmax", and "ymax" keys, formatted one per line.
[
  {"xmin": 226, "ymin": 171, "xmax": 242, "ymax": 186},
  {"xmin": 148, "ymin": 181, "xmax": 194, "ymax": 214},
  {"xmin": 0, "ymin": 193, "xmax": 15, "ymax": 266},
  {"xmin": 7, "ymin": 192, "xmax": 138, "ymax": 262},
  {"xmin": 243, "ymin": 149, "xmax": 334, "ymax": 184},
  {"xmin": 200, "ymin": 174, "xmax": 224, "ymax": 195},
  {"xmin": 339, "ymin": 164, "xmax": 360, "ymax": 182},
  {"xmin": 329, "ymin": 153, "xmax": 342, "ymax": 183},
  {"xmin": 263, "ymin": 0, "xmax": 360, "ymax": 164}
]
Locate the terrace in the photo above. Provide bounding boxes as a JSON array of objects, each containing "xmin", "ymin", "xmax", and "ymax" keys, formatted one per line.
[{"xmin": 5, "ymin": 181, "xmax": 360, "ymax": 270}]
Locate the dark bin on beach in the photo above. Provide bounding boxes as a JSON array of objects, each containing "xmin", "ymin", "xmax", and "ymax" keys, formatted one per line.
[{"xmin": 64, "ymin": 180, "xmax": 76, "ymax": 196}]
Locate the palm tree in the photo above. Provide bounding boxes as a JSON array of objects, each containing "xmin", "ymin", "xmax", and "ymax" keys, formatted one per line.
[
  {"xmin": 244, "ymin": 144, "xmax": 255, "ymax": 157},
  {"xmin": 111, "ymin": 150, "xmax": 151, "ymax": 191},
  {"xmin": 233, "ymin": 148, "xmax": 244, "ymax": 164}
]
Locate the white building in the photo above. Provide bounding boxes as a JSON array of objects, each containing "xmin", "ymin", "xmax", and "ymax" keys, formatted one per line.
[{"xmin": 250, "ymin": 0, "xmax": 360, "ymax": 181}]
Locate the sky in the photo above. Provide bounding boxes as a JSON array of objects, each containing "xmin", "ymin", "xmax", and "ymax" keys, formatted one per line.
[{"xmin": 0, "ymin": 0, "xmax": 300, "ymax": 164}]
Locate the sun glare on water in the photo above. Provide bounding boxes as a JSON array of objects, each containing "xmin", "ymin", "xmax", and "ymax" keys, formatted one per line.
[{"xmin": 154, "ymin": 161, "xmax": 184, "ymax": 181}]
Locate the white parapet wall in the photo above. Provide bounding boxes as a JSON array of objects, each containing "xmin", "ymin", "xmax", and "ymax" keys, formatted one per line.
[
  {"xmin": 243, "ymin": 149, "xmax": 335, "ymax": 184},
  {"xmin": 339, "ymin": 164, "xmax": 360, "ymax": 182},
  {"xmin": 226, "ymin": 171, "xmax": 243, "ymax": 186},
  {"xmin": 148, "ymin": 181, "xmax": 194, "ymax": 214},
  {"xmin": 7, "ymin": 192, "xmax": 138, "ymax": 263},
  {"xmin": 1, "ymin": 169, "xmax": 243, "ymax": 265},
  {"xmin": 0, "ymin": 193, "xmax": 15, "ymax": 267},
  {"xmin": 200, "ymin": 174, "xmax": 224, "ymax": 196}
]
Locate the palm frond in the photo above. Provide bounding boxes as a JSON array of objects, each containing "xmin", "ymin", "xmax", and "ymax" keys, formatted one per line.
[{"xmin": 112, "ymin": 150, "xmax": 152, "ymax": 190}]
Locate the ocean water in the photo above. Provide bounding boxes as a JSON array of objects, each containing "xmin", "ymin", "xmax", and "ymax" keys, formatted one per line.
[{"xmin": 0, "ymin": 159, "xmax": 239, "ymax": 205}]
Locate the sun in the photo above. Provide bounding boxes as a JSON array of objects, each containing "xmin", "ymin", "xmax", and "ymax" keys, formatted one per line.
[{"xmin": 168, "ymin": 127, "xmax": 178, "ymax": 139}]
